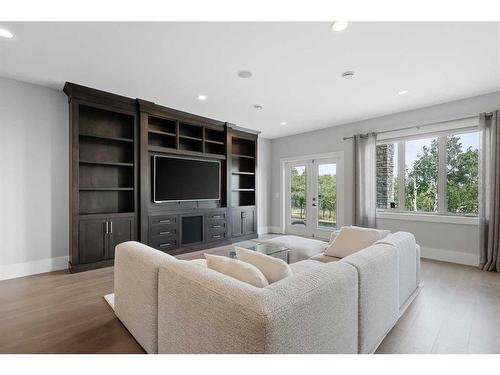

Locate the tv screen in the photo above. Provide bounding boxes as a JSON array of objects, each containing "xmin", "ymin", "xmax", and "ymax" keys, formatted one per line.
[{"xmin": 153, "ymin": 155, "xmax": 221, "ymax": 202}]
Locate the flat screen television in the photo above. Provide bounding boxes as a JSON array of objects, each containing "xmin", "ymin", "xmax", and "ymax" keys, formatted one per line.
[{"xmin": 153, "ymin": 155, "xmax": 221, "ymax": 203}]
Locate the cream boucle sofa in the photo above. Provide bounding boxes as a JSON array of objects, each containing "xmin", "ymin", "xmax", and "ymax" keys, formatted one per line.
[{"xmin": 114, "ymin": 231, "xmax": 421, "ymax": 354}]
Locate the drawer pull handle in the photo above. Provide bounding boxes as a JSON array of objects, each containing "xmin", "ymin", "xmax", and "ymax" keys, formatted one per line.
[
  {"xmin": 212, "ymin": 235, "xmax": 222, "ymax": 239},
  {"xmin": 212, "ymin": 215, "xmax": 222, "ymax": 219},
  {"xmin": 159, "ymin": 243, "xmax": 171, "ymax": 247},
  {"xmin": 159, "ymin": 219, "xmax": 171, "ymax": 223},
  {"xmin": 212, "ymin": 225, "xmax": 222, "ymax": 228},
  {"xmin": 159, "ymin": 231, "xmax": 171, "ymax": 235}
]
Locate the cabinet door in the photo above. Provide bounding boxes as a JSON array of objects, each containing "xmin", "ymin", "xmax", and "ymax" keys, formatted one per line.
[
  {"xmin": 108, "ymin": 216, "xmax": 135, "ymax": 259},
  {"xmin": 231, "ymin": 209, "xmax": 244, "ymax": 238},
  {"xmin": 79, "ymin": 219, "xmax": 108, "ymax": 264},
  {"xmin": 243, "ymin": 208, "xmax": 256, "ymax": 235}
]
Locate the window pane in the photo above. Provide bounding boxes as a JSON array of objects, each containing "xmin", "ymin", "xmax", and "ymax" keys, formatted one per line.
[
  {"xmin": 317, "ymin": 163, "xmax": 337, "ymax": 230},
  {"xmin": 376, "ymin": 143, "xmax": 398, "ymax": 209},
  {"xmin": 405, "ymin": 137, "xmax": 438, "ymax": 212},
  {"xmin": 290, "ymin": 165, "xmax": 306, "ymax": 227},
  {"xmin": 446, "ymin": 132, "xmax": 479, "ymax": 215}
]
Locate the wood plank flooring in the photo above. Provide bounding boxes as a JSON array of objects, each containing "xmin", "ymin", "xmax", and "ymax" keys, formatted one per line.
[{"xmin": 1, "ymin": 248, "xmax": 499, "ymax": 354}]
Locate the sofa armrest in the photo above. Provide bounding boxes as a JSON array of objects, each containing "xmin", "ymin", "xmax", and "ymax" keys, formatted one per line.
[
  {"xmin": 341, "ymin": 244, "xmax": 399, "ymax": 354},
  {"xmin": 114, "ymin": 241, "xmax": 176, "ymax": 354},
  {"xmin": 158, "ymin": 260, "xmax": 358, "ymax": 354}
]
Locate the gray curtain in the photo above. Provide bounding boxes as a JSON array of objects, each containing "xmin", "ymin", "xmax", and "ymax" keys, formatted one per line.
[
  {"xmin": 479, "ymin": 111, "xmax": 500, "ymax": 272},
  {"xmin": 354, "ymin": 133, "xmax": 377, "ymax": 228}
]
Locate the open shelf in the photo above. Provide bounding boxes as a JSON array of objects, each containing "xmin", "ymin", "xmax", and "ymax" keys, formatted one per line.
[
  {"xmin": 149, "ymin": 131, "xmax": 176, "ymax": 149},
  {"xmin": 232, "ymin": 153, "xmax": 255, "ymax": 159},
  {"xmin": 179, "ymin": 122, "xmax": 203, "ymax": 139},
  {"xmin": 148, "ymin": 129, "xmax": 176, "ymax": 137},
  {"xmin": 179, "ymin": 137, "xmax": 203, "ymax": 153},
  {"xmin": 205, "ymin": 139, "xmax": 224, "ymax": 145},
  {"xmin": 79, "ymin": 187, "xmax": 134, "ymax": 191},
  {"xmin": 79, "ymin": 160, "xmax": 134, "ymax": 167},
  {"xmin": 232, "ymin": 137, "xmax": 255, "ymax": 158},
  {"xmin": 180, "ymin": 135, "xmax": 203, "ymax": 141},
  {"xmin": 79, "ymin": 190, "xmax": 135, "ymax": 215},
  {"xmin": 231, "ymin": 191, "xmax": 255, "ymax": 207},
  {"xmin": 79, "ymin": 105, "xmax": 134, "ymax": 140},
  {"xmin": 79, "ymin": 133, "xmax": 134, "ymax": 143},
  {"xmin": 205, "ymin": 128, "xmax": 225, "ymax": 143},
  {"xmin": 149, "ymin": 116, "xmax": 176, "ymax": 134}
]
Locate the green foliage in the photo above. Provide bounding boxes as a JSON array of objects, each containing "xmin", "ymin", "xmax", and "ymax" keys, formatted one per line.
[{"xmin": 404, "ymin": 135, "xmax": 478, "ymax": 214}]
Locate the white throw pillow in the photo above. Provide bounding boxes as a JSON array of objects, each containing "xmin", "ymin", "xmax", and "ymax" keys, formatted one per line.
[
  {"xmin": 324, "ymin": 226, "xmax": 390, "ymax": 258},
  {"xmin": 204, "ymin": 253, "xmax": 269, "ymax": 288},
  {"xmin": 234, "ymin": 246, "xmax": 293, "ymax": 284},
  {"xmin": 325, "ymin": 229, "xmax": 341, "ymax": 249}
]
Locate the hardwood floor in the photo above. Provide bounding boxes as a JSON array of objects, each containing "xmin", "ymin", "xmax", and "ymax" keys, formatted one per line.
[{"xmin": 1, "ymin": 251, "xmax": 499, "ymax": 354}]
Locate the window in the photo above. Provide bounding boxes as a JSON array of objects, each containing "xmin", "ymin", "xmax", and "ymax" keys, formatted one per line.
[{"xmin": 376, "ymin": 129, "xmax": 479, "ymax": 217}]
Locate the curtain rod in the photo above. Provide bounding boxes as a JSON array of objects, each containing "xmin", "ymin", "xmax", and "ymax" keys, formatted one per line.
[{"xmin": 342, "ymin": 113, "xmax": 491, "ymax": 141}]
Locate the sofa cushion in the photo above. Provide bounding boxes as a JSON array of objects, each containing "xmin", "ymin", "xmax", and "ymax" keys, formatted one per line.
[
  {"xmin": 324, "ymin": 226, "xmax": 390, "ymax": 258},
  {"xmin": 262, "ymin": 235, "xmax": 328, "ymax": 260},
  {"xmin": 205, "ymin": 254, "xmax": 269, "ymax": 288},
  {"xmin": 235, "ymin": 246, "xmax": 292, "ymax": 284},
  {"xmin": 310, "ymin": 253, "xmax": 341, "ymax": 263},
  {"xmin": 289, "ymin": 259, "xmax": 324, "ymax": 274}
]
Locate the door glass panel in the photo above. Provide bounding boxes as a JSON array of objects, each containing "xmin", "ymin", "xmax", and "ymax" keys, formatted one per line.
[
  {"xmin": 317, "ymin": 163, "xmax": 337, "ymax": 230},
  {"xmin": 290, "ymin": 165, "xmax": 307, "ymax": 227}
]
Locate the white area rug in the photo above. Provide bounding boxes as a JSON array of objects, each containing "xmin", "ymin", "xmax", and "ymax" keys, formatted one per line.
[{"xmin": 104, "ymin": 293, "xmax": 115, "ymax": 310}]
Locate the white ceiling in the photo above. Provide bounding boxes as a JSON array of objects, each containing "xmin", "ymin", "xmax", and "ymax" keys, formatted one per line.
[{"xmin": 1, "ymin": 22, "xmax": 500, "ymax": 138}]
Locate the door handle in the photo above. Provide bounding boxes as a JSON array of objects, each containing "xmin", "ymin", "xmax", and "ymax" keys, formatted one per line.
[
  {"xmin": 105, "ymin": 222, "xmax": 109, "ymax": 234},
  {"xmin": 109, "ymin": 221, "xmax": 113, "ymax": 234},
  {"xmin": 312, "ymin": 203, "xmax": 317, "ymax": 207}
]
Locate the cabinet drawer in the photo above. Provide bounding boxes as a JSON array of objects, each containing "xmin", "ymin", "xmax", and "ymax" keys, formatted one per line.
[
  {"xmin": 149, "ymin": 215, "xmax": 178, "ymax": 227},
  {"xmin": 150, "ymin": 237, "xmax": 178, "ymax": 250},
  {"xmin": 205, "ymin": 211, "xmax": 226, "ymax": 221},
  {"xmin": 206, "ymin": 221, "xmax": 226, "ymax": 233},
  {"xmin": 206, "ymin": 231, "xmax": 227, "ymax": 243},
  {"xmin": 150, "ymin": 225, "xmax": 178, "ymax": 237}
]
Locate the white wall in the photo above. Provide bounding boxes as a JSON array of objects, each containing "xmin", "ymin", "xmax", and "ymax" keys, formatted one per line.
[
  {"xmin": 257, "ymin": 138, "xmax": 272, "ymax": 234},
  {"xmin": 0, "ymin": 77, "xmax": 68, "ymax": 280},
  {"xmin": 270, "ymin": 90, "xmax": 500, "ymax": 266}
]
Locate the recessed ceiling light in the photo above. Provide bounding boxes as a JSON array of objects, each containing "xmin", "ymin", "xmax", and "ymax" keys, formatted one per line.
[
  {"xmin": 331, "ymin": 21, "xmax": 349, "ymax": 32},
  {"xmin": 197, "ymin": 94, "xmax": 207, "ymax": 101},
  {"xmin": 253, "ymin": 104, "xmax": 263, "ymax": 110},
  {"xmin": 0, "ymin": 28, "xmax": 13, "ymax": 39},
  {"xmin": 280, "ymin": 122, "xmax": 287, "ymax": 126},
  {"xmin": 398, "ymin": 89, "xmax": 409, "ymax": 95},
  {"xmin": 341, "ymin": 71, "xmax": 355, "ymax": 79},
  {"xmin": 238, "ymin": 70, "xmax": 253, "ymax": 79}
]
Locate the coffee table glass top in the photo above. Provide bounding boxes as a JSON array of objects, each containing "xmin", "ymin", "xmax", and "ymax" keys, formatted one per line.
[{"xmin": 245, "ymin": 243, "xmax": 289, "ymax": 256}]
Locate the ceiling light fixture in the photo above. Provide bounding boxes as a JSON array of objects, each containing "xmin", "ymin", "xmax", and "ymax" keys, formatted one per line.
[
  {"xmin": 253, "ymin": 104, "xmax": 263, "ymax": 110},
  {"xmin": 238, "ymin": 70, "xmax": 253, "ymax": 79},
  {"xmin": 331, "ymin": 21, "xmax": 349, "ymax": 32},
  {"xmin": 280, "ymin": 122, "xmax": 287, "ymax": 126},
  {"xmin": 341, "ymin": 71, "xmax": 355, "ymax": 79},
  {"xmin": 0, "ymin": 28, "xmax": 13, "ymax": 39},
  {"xmin": 398, "ymin": 89, "xmax": 409, "ymax": 95},
  {"xmin": 197, "ymin": 94, "xmax": 207, "ymax": 101}
]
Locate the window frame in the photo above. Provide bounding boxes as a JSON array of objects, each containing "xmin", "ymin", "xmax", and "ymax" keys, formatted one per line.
[{"xmin": 376, "ymin": 126, "xmax": 480, "ymax": 220}]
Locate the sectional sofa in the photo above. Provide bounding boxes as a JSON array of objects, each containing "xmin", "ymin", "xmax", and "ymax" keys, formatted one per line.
[{"xmin": 113, "ymin": 231, "xmax": 421, "ymax": 354}]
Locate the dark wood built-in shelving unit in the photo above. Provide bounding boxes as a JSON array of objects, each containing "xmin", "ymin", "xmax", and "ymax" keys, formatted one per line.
[{"xmin": 65, "ymin": 84, "xmax": 258, "ymax": 272}]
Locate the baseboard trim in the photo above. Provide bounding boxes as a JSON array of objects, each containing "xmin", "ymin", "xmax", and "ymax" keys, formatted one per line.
[
  {"xmin": 420, "ymin": 247, "xmax": 479, "ymax": 267},
  {"xmin": 269, "ymin": 226, "xmax": 283, "ymax": 234},
  {"xmin": 0, "ymin": 256, "xmax": 69, "ymax": 281}
]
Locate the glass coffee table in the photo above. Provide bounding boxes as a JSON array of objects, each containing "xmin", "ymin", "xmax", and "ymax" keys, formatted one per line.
[{"xmin": 230, "ymin": 243, "xmax": 291, "ymax": 263}]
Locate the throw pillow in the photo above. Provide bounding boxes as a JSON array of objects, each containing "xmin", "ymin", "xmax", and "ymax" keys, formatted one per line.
[
  {"xmin": 324, "ymin": 226, "xmax": 390, "ymax": 258},
  {"xmin": 204, "ymin": 253, "xmax": 269, "ymax": 288},
  {"xmin": 234, "ymin": 246, "xmax": 293, "ymax": 284}
]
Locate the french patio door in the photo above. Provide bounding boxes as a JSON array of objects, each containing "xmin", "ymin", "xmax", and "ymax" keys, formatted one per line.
[{"xmin": 285, "ymin": 157, "xmax": 342, "ymax": 240}]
